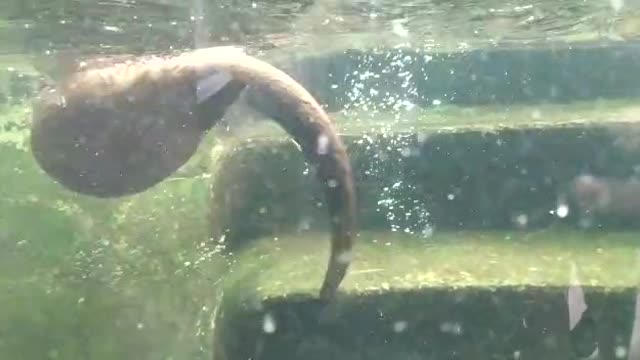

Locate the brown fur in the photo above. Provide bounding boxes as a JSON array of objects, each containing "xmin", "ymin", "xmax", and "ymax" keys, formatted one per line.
[
  {"xmin": 30, "ymin": 46, "xmax": 356, "ymax": 301},
  {"xmin": 571, "ymin": 174, "xmax": 640, "ymax": 219}
]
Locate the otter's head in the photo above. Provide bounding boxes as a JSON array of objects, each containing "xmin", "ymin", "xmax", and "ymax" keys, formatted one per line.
[{"xmin": 571, "ymin": 174, "xmax": 612, "ymax": 215}]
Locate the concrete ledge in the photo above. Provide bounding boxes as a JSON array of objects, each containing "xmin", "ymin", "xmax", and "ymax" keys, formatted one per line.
[
  {"xmin": 215, "ymin": 287, "xmax": 634, "ymax": 360},
  {"xmin": 248, "ymin": 41, "xmax": 640, "ymax": 113},
  {"xmin": 209, "ymin": 115, "xmax": 640, "ymax": 248},
  {"xmin": 212, "ymin": 231, "xmax": 639, "ymax": 360}
]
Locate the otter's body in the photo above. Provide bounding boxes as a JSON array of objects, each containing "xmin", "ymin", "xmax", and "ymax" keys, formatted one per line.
[
  {"xmin": 571, "ymin": 174, "xmax": 640, "ymax": 220},
  {"xmin": 30, "ymin": 47, "xmax": 356, "ymax": 301}
]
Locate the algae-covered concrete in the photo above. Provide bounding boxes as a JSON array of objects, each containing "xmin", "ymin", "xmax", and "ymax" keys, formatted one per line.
[
  {"xmin": 248, "ymin": 41, "xmax": 640, "ymax": 115},
  {"xmin": 207, "ymin": 98, "xmax": 640, "ymax": 359},
  {"xmin": 213, "ymin": 230, "xmax": 640, "ymax": 360},
  {"xmin": 209, "ymin": 100, "xmax": 640, "ymax": 250},
  {"xmin": 0, "ymin": 101, "xmax": 229, "ymax": 359},
  {"xmin": 6, "ymin": 33, "xmax": 640, "ymax": 359}
]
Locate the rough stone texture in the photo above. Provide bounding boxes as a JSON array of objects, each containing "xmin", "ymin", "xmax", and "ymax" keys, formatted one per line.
[
  {"xmin": 205, "ymin": 41, "xmax": 640, "ymax": 360},
  {"xmin": 214, "ymin": 287, "xmax": 636, "ymax": 360},
  {"xmin": 249, "ymin": 41, "xmax": 640, "ymax": 114},
  {"xmin": 209, "ymin": 122, "xmax": 640, "ymax": 250},
  {"xmin": 210, "ymin": 230, "xmax": 639, "ymax": 360}
]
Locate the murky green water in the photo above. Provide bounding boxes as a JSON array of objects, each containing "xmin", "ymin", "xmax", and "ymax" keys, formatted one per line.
[{"xmin": 2, "ymin": 0, "xmax": 640, "ymax": 359}]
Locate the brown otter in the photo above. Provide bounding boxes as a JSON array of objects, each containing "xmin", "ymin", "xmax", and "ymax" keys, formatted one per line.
[
  {"xmin": 570, "ymin": 174, "xmax": 640, "ymax": 221},
  {"xmin": 29, "ymin": 46, "xmax": 357, "ymax": 302}
]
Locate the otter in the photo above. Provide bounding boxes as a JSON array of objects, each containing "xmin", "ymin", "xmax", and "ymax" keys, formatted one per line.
[
  {"xmin": 570, "ymin": 174, "xmax": 640, "ymax": 220},
  {"xmin": 560, "ymin": 173, "xmax": 640, "ymax": 230},
  {"xmin": 29, "ymin": 46, "xmax": 357, "ymax": 302}
]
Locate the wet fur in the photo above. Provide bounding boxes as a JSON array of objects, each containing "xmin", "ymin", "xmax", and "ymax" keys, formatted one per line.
[
  {"xmin": 570, "ymin": 174, "xmax": 640, "ymax": 220},
  {"xmin": 30, "ymin": 47, "xmax": 356, "ymax": 301}
]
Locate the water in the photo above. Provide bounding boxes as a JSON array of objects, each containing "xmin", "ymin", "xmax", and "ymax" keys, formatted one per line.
[
  {"xmin": 0, "ymin": 0, "xmax": 636, "ymax": 56},
  {"xmin": 3, "ymin": 0, "xmax": 640, "ymax": 359}
]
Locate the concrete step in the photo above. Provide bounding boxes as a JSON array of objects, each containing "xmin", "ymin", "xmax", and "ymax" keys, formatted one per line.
[
  {"xmin": 208, "ymin": 97, "xmax": 640, "ymax": 359},
  {"xmin": 213, "ymin": 230, "xmax": 640, "ymax": 360},
  {"xmin": 247, "ymin": 40, "xmax": 640, "ymax": 114},
  {"xmin": 209, "ymin": 99, "xmax": 640, "ymax": 249},
  {"xmin": 197, "ymin": 42, "xmax": 640, "ymax": 360}
]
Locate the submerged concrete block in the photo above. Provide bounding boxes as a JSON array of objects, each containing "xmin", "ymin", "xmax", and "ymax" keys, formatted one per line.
[
  {"xmin": 211, "ymin": 232, "xmax": 639, "ymax": 360},
  {"xmin": 209, "ymin": 121, "xmax": 640, "ymax": 249}
]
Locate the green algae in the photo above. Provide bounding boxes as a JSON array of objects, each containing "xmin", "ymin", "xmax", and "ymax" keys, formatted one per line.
[{"xmin": 223, "ymin": 229, "xmax": 640, "ymax": 300}]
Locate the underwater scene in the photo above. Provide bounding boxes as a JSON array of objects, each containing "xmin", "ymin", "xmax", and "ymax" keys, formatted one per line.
[{"xmin": 4, "ymin": 0, "xmax": 640, "ymax": 359}]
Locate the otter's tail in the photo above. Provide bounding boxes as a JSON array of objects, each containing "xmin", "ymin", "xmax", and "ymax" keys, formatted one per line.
[{"xmin": 185, "ymin": 48, "xmax": 357, "ymax": 300}]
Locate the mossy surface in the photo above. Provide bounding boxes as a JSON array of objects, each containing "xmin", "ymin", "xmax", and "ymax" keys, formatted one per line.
[
  {"xmin": 215, "ymin": 230, "xmax": 640, "ymax": 360},
  {"xmin": 222, "ymin": 230, "xmax": 640, "ymax": 299},
  {"xmin": 209, "ymin": 99, "xmax": 640, "ymax": 250},
  {"xmin": 207, "ymin": 97, "xmax": 640, "ymax": 359},
  {"xmin": 0, "ymin": 104, "xmax": 227, "ymax": 359},
  {"xmin": 223, "ymin": 98, "xmax": 640, "ymax": 140},
  {"xmin": 3, "ymin": 94, "xmax": 640, "ymax": 359},
  {"xmin": 5, "ymin": 10, "xmax": 640, "ymax": 360},
  {"xmin": 4, "ymin": 72, "xmax": 640, "ymax": 359}
]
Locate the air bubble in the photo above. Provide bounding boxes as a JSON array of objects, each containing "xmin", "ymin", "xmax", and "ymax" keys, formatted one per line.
[
  {"xmin": 531, "ymin": 109, "xmax": 542, "ymax": 120},
  {"xmin": 556, "ymin": 203, "xmax": 569, "ymax": 218},
  {"xmin": 262, "ymin": 313, "xmax": 277, "ymax": 333},
  {"xmin": 439, "ymin": 321, "xmax": 462, "ymax": 335},
  {"xmin": 514, "ymin": 214, "xmax": 528, "ymax": 227},
  {"xmin": 317, "ymin": 134, "xmax": 329, "ymax": 155},
  {"xmin": 337, "ymin": 250, "xmax": 353, "ymax": 264},
  {"xmin": 393, "ymin": 320, "xmax": 408, "ymax": 333},
  {"xmin": 615, "ymin": 345, "xmax": 627, "ymax": 358}
]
